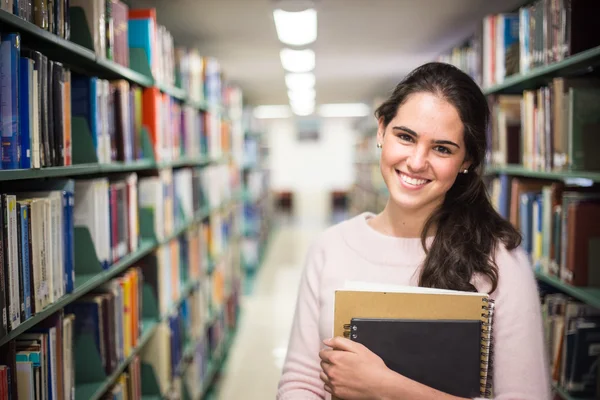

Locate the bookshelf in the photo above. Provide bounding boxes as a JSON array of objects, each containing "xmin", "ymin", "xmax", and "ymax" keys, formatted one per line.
[
  {"xmin": 0, "ymin": 9, "xmax": 209, "ymax": 111},
  {"xmin": 0, "ymin": 2, "xmax": 246, "ymax": 400},
  {"xmin": 436, "ymin": 1, "xmax": 600, "ymax": 399},
  {"xmin": 482, "ymin": 45, "xmax": 600, "ymax": 95},
  {"xmin": 484, "ymin": 165, "xmax": 600, "ymax": 184}
]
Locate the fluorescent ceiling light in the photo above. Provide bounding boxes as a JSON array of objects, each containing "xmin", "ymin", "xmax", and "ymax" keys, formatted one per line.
[
  {"xmin": 253, "ymin": 105, "xmax": 292, "ymax": 119},
  {"xmin": 291, "ymin": 102, "xmax": 315, "ymax": 116},
  {"xmin": 318, "ymin": 103, "xmax": 371, "ymax": 117},
  {"xmin": 288, "ymin": 88, "xmax": 316, "ymax": 103},
  {"xmin": 280, "ymin": 48, "xmax": 315, "ymax": 73},
  {"xmin": 285, "ymin": 72, "xmax": 315, "ymax": 91},
  {"xmin": 273, "ymin": 8, "xmax": 317, "ymax": 46}
]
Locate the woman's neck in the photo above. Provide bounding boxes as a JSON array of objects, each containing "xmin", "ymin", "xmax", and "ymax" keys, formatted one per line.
[{"xmin": 368, "ymin": 199, "xmax": 438, "ymax": 238}]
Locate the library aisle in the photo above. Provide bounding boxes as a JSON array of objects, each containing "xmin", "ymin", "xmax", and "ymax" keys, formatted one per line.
[{"xmin": 211, "ymin": 195, "xmax": 332, "ymax": 399}]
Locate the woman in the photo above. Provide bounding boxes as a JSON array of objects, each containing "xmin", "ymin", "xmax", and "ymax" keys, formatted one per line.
[{"xmin": 276, "ymin": 62, "xmax": 550, "ymax": 400}]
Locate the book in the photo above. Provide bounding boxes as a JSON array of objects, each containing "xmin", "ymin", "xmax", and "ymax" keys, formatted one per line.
[
  {"xmin": 334, "ymin": 282, "xmax": 495, "ymax": 399},
  {"xmin": 344, "ymin": 318, "xmax": 483, "ymax": 398}
]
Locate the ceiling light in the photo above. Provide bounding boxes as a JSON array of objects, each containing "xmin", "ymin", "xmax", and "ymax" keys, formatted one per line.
[
  {"xmin": 285, "ymin": 72, "xmax": 315, "ymax": 91},
  {"xmin": 253, "ymin": 105, "xmax": 292, "ymax": 119},
  {"xmin": 291, "ymin": 102, "xmax": 315, "ymax": 116},
  {"xmin": 288, "ymin": 88, "xmax": 316, "ymax": 103},
  {"xmin": 280, "ymin": 48, "xmax": 315, "ymax": 73},
  {"xmin": 273, "ymin": 8, "xmax": 317, "ymax": 46},
  {"xmin": 318, "ymin": 103, "xmax": 371, "ymax": 117}
]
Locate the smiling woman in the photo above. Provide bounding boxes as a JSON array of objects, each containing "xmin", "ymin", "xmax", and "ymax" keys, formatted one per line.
[{"xmin": 276, "ymin": 62, "xmax": 551, "ymax": 400}]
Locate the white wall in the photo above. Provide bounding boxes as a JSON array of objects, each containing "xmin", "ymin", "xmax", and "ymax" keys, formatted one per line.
[{"xmin": 266, "ymin": 117, "xmax": 357, "ymax": 192}]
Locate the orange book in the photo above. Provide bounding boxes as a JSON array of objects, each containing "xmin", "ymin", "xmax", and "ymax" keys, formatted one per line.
[
  {"xmin": 127, "ymin": 9, "xmax": 156, "ymax": 21},
  {"xmin": 129, "ymin": 268, "xmax": 140, "ymax": 346},
  {"xmin": 120, "ymin": 274, "xmax": 133, "ymax": 356},
  {"xmin": 141, "ymin": 87, "xmax": 163, "ymax": 161}
]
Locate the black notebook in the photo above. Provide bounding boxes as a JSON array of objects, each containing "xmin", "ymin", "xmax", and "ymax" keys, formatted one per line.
[{"xmin": 346, "ymin": 318, "xmax": 483, "ymax": 398}]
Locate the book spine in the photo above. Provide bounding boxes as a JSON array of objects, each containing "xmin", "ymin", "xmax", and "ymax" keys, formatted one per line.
[
  {"xmin": 19, "ymin": 57, "xmax": 32, "ymax": 169},
  {"xmin": 0, "ymin": 34, "xmax": 21, "ymax": 170},
  {"xmin": 0, "ymin": 200, "xmax": 7, "ymax": 337}
]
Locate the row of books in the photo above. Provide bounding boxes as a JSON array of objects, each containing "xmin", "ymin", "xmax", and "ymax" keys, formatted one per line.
[
  {"xmin": 0, "ymin": 34, "xmax": 73, "ymax": 169},
  {"xmin": 0, "ymin": 311, "xmax": 75, "ymax": 400},
  {"xmin": 0, "ymin": 164, "xmax": 236, "ymax": 341},
  {"xmin": 541, "ymin": 291, "xmax": 600, "ymax": 397},
  {"xmin": 1, "ymin": 0, "xmax": 71, "ymax": 39},
  {"xmin": 439, "ymin": 0, "xmax": 600, "ymax": 89},
  {"xmin": 489, "ymin": 175, "xmax": 600, "ymax": 287},
  {"xmin": 75, "ymin": 174, "xmax": 139, "ymax": 269},
  {"xmin": 0, "ymin": 183, "xmax": 75, "ymax": 338},
  {"xmin": 0, "ymin": 217, "xmax": 238, "ymax": 399},
  {"xmin": 0, "ymin": 36, "xmax": 232, "ymax": 170},
  {"xmin": 65, "ymin": 267, "xmax": 143, "ymax": 377},
  {"xmin": 487, "ymin": 78, "xmax": 600, "ymax": 172},
  {"xmin": 68, "ymin": 3, "xmax": 223, "ymax": 106}
]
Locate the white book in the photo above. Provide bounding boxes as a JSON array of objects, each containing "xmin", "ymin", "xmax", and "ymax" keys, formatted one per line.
[
  {"xmin": 4, "ymin": 195, "xmax": 21, "ymax": 329},
  {"xmin": 139, "ymin": 177, "xmax": 164, "ymax": 242},
  {"xmin": 31, "ymin": 68, "xmax": 41, "ymax": 169},
  {"xmin": 16, "ymin": 361, "xmax": 35, "ymax": 400},
  {"xmin": 127, "ymin": 173, "xmax": 139, "ymax": 252}
]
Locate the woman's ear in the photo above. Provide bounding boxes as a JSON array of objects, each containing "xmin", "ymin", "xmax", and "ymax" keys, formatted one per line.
[{"xmin": 377, "ymin": 117, "xmax": 386, "ymax": 147}]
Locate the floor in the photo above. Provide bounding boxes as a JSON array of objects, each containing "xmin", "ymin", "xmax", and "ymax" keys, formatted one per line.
[{"xmin": 211, "ymin": 191, "xmax": 343, "ymax": 399}]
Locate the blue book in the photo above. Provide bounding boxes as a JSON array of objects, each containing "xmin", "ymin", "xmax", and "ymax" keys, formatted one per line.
[
  {"xmin": 519, "ymin": 192, "xmax": 537, "ymax": 256},
  {"xmin": 0, "ymin": 33, "xmax": 21, "ymax": 169},
  {"xmin": 64, "ymin": 190, "xmax": 74, "ymax": 294},
  {"xmin": 128, "ymin": 19, "xmax": 154, "ymax": 77},
  {"xmin": 17, "ymin": 201, "xmax": 31, "ymax": 319},
  {"xmin": 71, "ymin": 75, "xmax": 99, "ymax": 159},
  {"xmin": 19, "ymin": 57, "xmax": 33, "ymax": 169}
]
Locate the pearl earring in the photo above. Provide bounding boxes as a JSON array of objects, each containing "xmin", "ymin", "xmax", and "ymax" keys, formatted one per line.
[
  {"xmin": 463, "ymin": 168, "xmax": 468, "ymax": 174},
  {"xmin": 377, "ymin": 143, "xmax": 382, "ymax": 149}
]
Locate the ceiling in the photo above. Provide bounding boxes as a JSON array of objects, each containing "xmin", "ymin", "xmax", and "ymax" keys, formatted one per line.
[{"xmin": 129, "ymin": 0, "xmax": 526, "ymax": 107}]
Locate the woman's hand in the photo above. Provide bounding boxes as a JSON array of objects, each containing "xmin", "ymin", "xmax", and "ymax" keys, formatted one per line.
[{"xmin": 319, "ymin": 336, "xmax": 391, "ymax": 399}]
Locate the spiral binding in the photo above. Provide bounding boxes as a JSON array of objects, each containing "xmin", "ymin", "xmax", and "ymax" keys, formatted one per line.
[
  {"xmin": 480, "ymin": 297, "xmax": 495, "ymax": 398},
  {"xmin": 343, "ymin": 323, "xmax": 357, "ymax": 339}
]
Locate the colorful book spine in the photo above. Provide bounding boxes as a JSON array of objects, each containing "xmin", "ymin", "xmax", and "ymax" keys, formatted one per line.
[{"xmin": 18, "ymin": 201, "xmax": 32, "ymax": 319}]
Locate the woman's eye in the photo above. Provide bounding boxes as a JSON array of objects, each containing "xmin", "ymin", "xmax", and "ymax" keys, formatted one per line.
[
  {"xmin": 398, "ymin": 134, "xmax": 413, "ymax": 142},
  {"xmin": 434, "ymin": 145, "xmax": 451, "ymax": 155}
]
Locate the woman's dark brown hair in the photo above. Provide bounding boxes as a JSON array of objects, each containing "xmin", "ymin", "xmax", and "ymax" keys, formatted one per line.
[{"xmin": 374, "ymin": 62, "xmax": 521, "ymax": 293}]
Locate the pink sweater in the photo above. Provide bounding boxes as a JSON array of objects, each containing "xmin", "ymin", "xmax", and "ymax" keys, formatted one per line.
[{"xmin": 276, "ymin": 212, "xmax": 551, "ymax": 400}]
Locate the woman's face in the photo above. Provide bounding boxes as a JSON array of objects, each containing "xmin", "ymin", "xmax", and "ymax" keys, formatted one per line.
[{"xmin": 377, "ymin": 91, "xmax": 470, "ymax": 214}]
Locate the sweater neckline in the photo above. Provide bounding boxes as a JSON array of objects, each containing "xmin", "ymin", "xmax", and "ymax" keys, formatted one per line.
[{"xmin": 341, "ymin": 212, "xmax": 431, "ymax": 266}]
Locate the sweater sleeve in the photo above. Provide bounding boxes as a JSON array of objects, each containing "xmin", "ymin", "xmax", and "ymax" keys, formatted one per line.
[
  {"xmin": 276, "ymin": 239, "xmax": 327, "ymax": 400},
  {"xmin": 474, "ymin": 245, "xmax": 552, "ymax": 400}
]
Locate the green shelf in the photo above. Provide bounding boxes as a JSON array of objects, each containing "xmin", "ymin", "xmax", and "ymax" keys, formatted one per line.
[
  {"xmin": 484, "ymin": 165, "xmax": 600, "ymax": 183},
  {"xmin": 186, "ymin": 98, "xmax": 208, "ymax": 111},
  {"xmin": 0, "ymin": 239, "xmax": 156, "ymax": 347},
  {"xmin": 75, "ymin": 318, "xmax": 158, "ymax": 400},
  {"xmin": 535, "ymin": 271, "xmax": 600, "ymax": 309},
  {"xmin": 96, "ymin": 56, "xmax": 154, "ymax": 87},
  {"xmin": 483, "ymin": 45, "xmax": 600, "ymax": 95},
  {"xmin": 156, "ymin": 82, "xmax": 187, "ymax": 101},
  {"xmin": 0, "ymin": 156, "xmax": 219, "ymax": 182}
]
